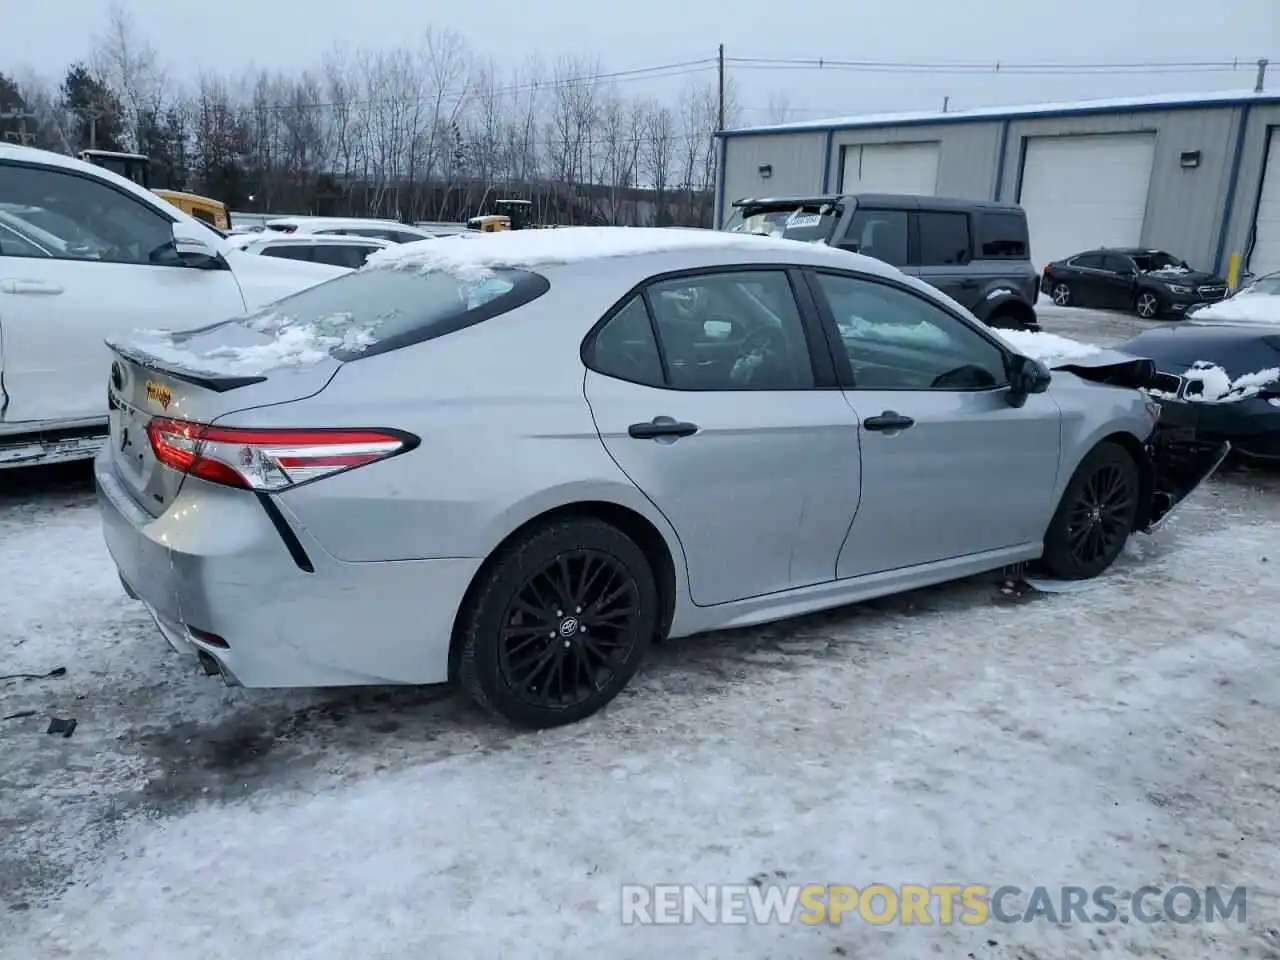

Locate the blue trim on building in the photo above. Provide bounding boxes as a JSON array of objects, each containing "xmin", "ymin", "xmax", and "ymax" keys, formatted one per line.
[
  {"xmin": 1213, "ymin": 105, "xmax": 1254, "ymax": 275},
  {"xmin": 820, "ymin": 129, "xmax": 835, "ymax": 193},
  {"xmin": 721, "ymin": 92, "xmax": 1280, "ymax": 139},
  {"xmin": 715, "ymin": 134, "xmax": 728, "ymax": 228},
  {"xmin": 991, "ymin": 119, "xmax": 1011, "ymax": 201}
]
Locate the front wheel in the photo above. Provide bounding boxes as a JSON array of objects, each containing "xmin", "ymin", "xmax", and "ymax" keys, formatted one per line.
[
  {"xmin": 1134, "ymin": 290, "xmax": 1162, "ymax": 319},
  {"xmin": 457, "ymin": 518, "xmax": 658, "ymax": 729},
  {"xmin": 1038, "ymin": 442, "xmax": 1140, "ymax": 580}
]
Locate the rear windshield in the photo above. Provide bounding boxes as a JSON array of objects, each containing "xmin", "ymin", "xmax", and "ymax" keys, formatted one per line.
[
  {"xmin": 232, "ymin": 266, "xmax": 549, "ymax": 361},
  {"xmin": 724, "ymin": 204, "xmax": 840, "ymax": 243}
]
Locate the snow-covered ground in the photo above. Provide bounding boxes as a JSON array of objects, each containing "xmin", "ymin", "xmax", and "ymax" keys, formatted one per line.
[{"xmin": 2, "ymin": 307, "xmax": 1279, "ymax": 959}]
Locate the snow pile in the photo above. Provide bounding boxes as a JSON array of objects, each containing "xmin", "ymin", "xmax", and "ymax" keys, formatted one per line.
[
  {"xmin": 363, "ymin": 226, "xmax": 827, "ymax": 278},
  {"xmin": 124, "ymin": 312, "xmax": 374, "ymax": 377},
  {"xmin": 995, "ymin": 329, "xmax": 1102, "ymax": 364},
  {"xmin": 1143, "ymin": 265, "xmax": 1191, "ymax": 277},
  {"xmin": 1189, "ymin": 294, "xmax": 1280, "ymax": 325},
  {"xmin": 1179, "ymin": 361, "xmax": 1280, "ymax": 403}
]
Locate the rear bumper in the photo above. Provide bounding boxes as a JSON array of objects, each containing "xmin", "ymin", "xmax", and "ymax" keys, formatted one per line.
[{"xmin": 94, "ymin": 449, "xmax": 483, "ymax": 687}]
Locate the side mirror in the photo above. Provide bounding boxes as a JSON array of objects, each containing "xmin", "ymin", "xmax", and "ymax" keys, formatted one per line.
[
  {"xmin": 170, "ymin": 222, "xmax": 224, "ymax": 269},
  {"xmin": 1006, "ymin": 354, "xmax": 1052, "ymax": 407}
]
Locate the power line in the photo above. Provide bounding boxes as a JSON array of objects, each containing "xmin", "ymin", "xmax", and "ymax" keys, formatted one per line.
[{"xmin": 725, "ymin": 54, "xmax": 1268, "ymax": 76}]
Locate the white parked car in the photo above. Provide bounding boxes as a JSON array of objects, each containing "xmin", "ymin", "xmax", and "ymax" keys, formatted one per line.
[
  {"xmin": 0, "ymin": 145, "xmax": 352, "ymax": 469},
  {"xmin": 225, "ymin": 233, "xmax": 394, "ymax": 269},
  {"xmin": 262, "ymin": 216, "xmax": 442, "ymax": 244}
]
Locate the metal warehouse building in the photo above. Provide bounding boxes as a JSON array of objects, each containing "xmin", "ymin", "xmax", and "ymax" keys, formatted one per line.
[{"xmin": 715, "ymin": 88, "xmax": 1280, "ymax": 283}]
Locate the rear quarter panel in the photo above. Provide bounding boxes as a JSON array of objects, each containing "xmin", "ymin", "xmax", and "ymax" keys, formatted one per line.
[{"xmin": 246, "ymin": 266, "xmax": 685, "ymax": 566}]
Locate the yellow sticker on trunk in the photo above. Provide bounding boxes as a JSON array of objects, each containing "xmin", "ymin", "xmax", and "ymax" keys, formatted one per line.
[{"xmin": 145, "ymin": 380, "xmax": 173, "ymax": 410}]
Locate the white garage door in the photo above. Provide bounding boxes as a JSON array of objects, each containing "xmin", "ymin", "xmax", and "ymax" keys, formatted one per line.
[
  {"xmin": 1018, "ymin": 133, "xmax": 1156, "ymax": 267},
  {"xmin": 1248, "ymin": 128, "xmax": 1280, "ymax": 278},
  {"xmin": 841, "ymin": 142, "xmax": 939, "ymax": 195}
]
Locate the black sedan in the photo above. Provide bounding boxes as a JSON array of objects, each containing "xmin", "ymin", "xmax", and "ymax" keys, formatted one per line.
[
  {"xmin": 1119, "ymin": 319, "xmax": 1280, "ymax": 461},
  {"xmin": 1042, "ymin": 248, "xmax": 1229, "ymax": 319}
]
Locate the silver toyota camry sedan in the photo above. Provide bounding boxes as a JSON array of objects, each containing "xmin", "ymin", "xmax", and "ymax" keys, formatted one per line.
[{"xmin": 96, "ymin": 227, "xmax": 1224, "ymax": 728}]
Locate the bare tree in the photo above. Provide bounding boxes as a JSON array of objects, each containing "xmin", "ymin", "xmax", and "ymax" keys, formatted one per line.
[
  {"xmin": 91, "ymin": 2, "xmax": 165, "ymax": 149},
  {"xmin": 641, "ymin": 103, "xmax": 676, "ymax": 224},
  {"xmin": 765, "ymin": 91, "xmax": 792, "ymax": 125}
]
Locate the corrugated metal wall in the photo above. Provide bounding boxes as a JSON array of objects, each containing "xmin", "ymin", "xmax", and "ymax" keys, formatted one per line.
[
  {"xmin": 720, "ymin": 101, "xmax": 1279, "ymax": 274},
  {"xmin": 719, "ymin": 131, "xmax": 828, "ymax": 219},
  {"xmin": 996, "ymin": 107, "xmax": 1242, "ymax": 271}
]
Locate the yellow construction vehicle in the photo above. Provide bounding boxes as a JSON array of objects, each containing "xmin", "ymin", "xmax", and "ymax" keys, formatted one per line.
[
  {"xmin": 77, "ymin": 149, "xmax": 231, "ymax": 230},
  {"xmin": 465, "ymin": 198, "xmax": 535, "ymax": 232}
]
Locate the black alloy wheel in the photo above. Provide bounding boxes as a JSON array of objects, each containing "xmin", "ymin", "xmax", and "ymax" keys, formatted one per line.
[
  {"xmin": 458, "ymin": 519, "xmax": 658, "ymax": 728},
  {"xmin": 1039, "ymin": 442, "xmax": 1140, "ymax": 580},
  {"xmin": 497, "ymin": 549, "xmax": 642, "ymax": 710},
  {"xmin": 1050, "ymin": 282, "xmax": 1072, "ymax": 306}
]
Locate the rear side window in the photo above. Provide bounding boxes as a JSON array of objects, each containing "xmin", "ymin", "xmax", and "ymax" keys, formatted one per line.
[
  {"xmin": 226, "ymin": 267, "xmax": 550, "ymax": 361},
  {"xmin": 260, "ymin": 244, "xmax": 314, "ymax": 262},
  {"xmin": 390, "ymin": 230, "xmax": 426, "ymax": 244},
  {"xmin": 916, "ymin": 211, "xmax": 972, "ymax": 266},
  {"xmin": 310, "ymin": 244, "xmax": 374, "ymax": 268},
  {"xmin": 976, "ymin": 212, "xmax": 1029, "ymax": 260},
  {"xmin": 1071, "ymin": 253, "xmax": 1105, "ymax": 269},
  {"xmin": 590, "ymin": 296, "xmax": 665, "ymax": 387}
]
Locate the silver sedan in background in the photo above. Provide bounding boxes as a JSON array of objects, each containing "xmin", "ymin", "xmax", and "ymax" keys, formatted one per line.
[{"xmin": 95, "ymin": 228, "xmax": 1222, "ymax": 728}]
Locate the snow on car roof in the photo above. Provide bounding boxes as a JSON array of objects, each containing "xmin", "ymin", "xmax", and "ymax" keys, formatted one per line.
[
  {"xmin": 1189, "ymin": 293, "xmax": 1280, "ymax": 325},
  {"xmin": 363, "ymin": 225, "xmax": 864, "ymax": 276}
]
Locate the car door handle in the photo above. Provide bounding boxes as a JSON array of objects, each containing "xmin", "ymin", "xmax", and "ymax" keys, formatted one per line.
[
  {"xmin": 956, "ymin": 279, "xmax": 979, "ymax": 288},
  {"xmin": 628, "ymin": 418, "xmax": 699, "ymax": 440},
  {"xmin": 0, "ymin": 279, "xmax": 65, "ymax": 295},
  {"xmin": 863, "ymin": 411, "xmax": 915, "ymax": 432}
]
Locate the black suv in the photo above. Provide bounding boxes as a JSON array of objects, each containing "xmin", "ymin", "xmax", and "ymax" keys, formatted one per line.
[
  {"xmin": 724, "ymin": 194, "xmax": 1039, "ymax": 329},
  {"xmin": 1042, "ymin": 248, "xmax": 1229, "ymax": 319}
]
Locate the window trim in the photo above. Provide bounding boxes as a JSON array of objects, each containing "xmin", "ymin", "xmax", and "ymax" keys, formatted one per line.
[
  {"xmin": 580, "ymin": 263, "xmax": 840, "ymax": 393},
  {"xmin": 912, "ymin": 209, "xmax": 974, "ymax": 268},
  {"xmin": 1067, "ymin": 252, "xmax": 1106, "ymax": 271},
  {"xmin": 801, "ymin": 267, "xmax": 1015, "ymax": 393},
  {"xmin": 0, "ymin": 158, "xmax": 192, "ymax": 268}
]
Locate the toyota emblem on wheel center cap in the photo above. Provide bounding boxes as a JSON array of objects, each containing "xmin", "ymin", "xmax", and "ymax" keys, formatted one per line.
[{"xmin": 558, "ymin": 617, "xmax": 580, "ymax": 638}]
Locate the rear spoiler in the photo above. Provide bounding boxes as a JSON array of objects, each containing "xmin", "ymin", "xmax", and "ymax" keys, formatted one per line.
[{"xmin": 107, "ymin": 339, "xmax": 268, "ymax": 393}]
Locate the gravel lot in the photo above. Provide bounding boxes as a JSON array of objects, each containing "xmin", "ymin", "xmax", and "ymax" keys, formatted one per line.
[{"xmin": 2, "ymin": 305, "xmax": 1277, "ymax": 959}]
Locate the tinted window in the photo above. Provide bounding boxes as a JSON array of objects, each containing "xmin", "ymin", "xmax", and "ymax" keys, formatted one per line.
[
  {"xmin": 309, "ymin": 244, "xmax": 375, "ymax": 268},
  {"xmin": 977, "ymin": 212, "xmax": 1029, "ymax": 259},
  {"xmin": 841, "ymin": 209, "xmax": 909, "ymax": 266},
  {"xmin": 590, "ymin": 296, "xmax": 665, "ymax": 387},
  {"xmin": 813, "ymin": 272, "xmax": 1007, "ymax": 390},
  {"xmin": 0, "ymin": 164, "xmax": 176, "ymax": 265},
  {"xmin": 390, "ymin": 230, "xmax": 427, "ymax": 244},
  {"xmin": 260, "ymin": 244, "xmax": 315, "ymax": 262},
  {"xmin": 190, "ymin": 207, "xmax": 218, "ymax": 226},
  {"xmin": 916, "ymin": 211, "xmax": 972, "ymax": 266},
  {"xmin": 1071, "ymin": 253, "xmax": 1106, "ymax": 269},
  {"xmin": 218, "ymin": 267, "xmax": 549, "ymax": 361},
  {"xmin": 645, "ymin": 271, "xmax": 814, "ymax": 390},
  {"xmin": 1102, "ymin": 253, "xmax": 1134, "ymax": 273}
]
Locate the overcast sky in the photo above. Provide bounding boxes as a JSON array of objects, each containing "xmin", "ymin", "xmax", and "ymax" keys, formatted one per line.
[{"xmin": 2, "ymin": 0, "xmax": 1276, "ymax": 127}]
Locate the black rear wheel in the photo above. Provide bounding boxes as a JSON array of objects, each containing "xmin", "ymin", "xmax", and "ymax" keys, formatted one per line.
[
  {"xmin": 1039, "ymin": 442, "xmax": 1140, "ymax": 580},
  {"xmin": 1050, "ymin": 282, "xmax": 1072, "ymax": 306},
  {"xmin": 458, "ymin": 518, "xmax": 658, "ymax": 728}
]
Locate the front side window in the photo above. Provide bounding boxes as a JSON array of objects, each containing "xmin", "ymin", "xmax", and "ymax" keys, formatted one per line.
[
  {"xmin": 0, "ymin": 164, "xmax": 176, "ymax": 265},
  {"xmin": 812, "ymin": 271, "xmax": 1008, "ymax": 390},
  {"xmin": 840, "ymin": 209, "xmax": 909, "ymax": 266},
  {"xmin": 916, "ymin": 211, "xmax": 972, "ymax": 266}
]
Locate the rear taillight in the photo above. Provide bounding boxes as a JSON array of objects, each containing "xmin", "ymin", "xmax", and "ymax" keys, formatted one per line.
[
  {"xmin": 1042, "ymin": 263, "xmax": 1053, "ymax": 276},
  {"xmin": 146, "ymin": 418, "xmax": 415, "ymax": 491}
]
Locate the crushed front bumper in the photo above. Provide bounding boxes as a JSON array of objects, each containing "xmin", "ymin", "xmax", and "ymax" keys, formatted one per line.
[{"xmin": 1142, "ymin": 403, "xmax": 1231, "ymax": 532}]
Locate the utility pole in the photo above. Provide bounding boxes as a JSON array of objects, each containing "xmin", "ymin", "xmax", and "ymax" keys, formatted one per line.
[
  {"xmin": 0, "ymin": 107, "xmax": 38, "ymax": 145},
  {"xmin": 942, "ymin": 96, "xmax": 950, "ymax": 113},
  {"xmin": 1255, "ymin": 58, "xmax": 1270, "ymax": 93},
  {"xmin": 717, "ymin": 44, "xmax": 726, "ymax": 132}
]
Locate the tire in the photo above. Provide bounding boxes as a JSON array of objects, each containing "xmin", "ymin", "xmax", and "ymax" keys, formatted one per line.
[
  {"xmin": 1038, "ymin": 442, "xmax": 1141, "ymax": 580},
  {"xmin": 1134, "ymin": 290, "xmax": 1162, "ymax": 319},
  {"xmin": 1050, "ymin": 282, "xmax": 1073, "ymax": 306},
  {"xmin": 457, "ymin": 518, "xmax": 658, "ymax": 729}
]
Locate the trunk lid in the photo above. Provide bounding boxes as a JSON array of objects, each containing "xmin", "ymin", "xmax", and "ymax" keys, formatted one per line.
[{"xmin": 106, "ymin": 323, "xmax": 341, "ymax": 517}]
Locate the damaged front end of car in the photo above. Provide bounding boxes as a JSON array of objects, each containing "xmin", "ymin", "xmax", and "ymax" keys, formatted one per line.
[{"xmin": 1054, "ymin": 350, "xmax": 1231, "ymax": 533}]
